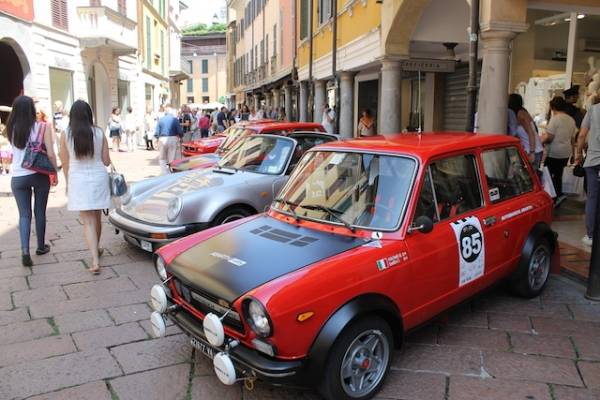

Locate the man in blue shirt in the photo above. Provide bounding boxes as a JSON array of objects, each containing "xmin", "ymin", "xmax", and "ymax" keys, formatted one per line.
[{"xmin": 155, "ymin": 105, "xmax": 183, "ymax": 174}]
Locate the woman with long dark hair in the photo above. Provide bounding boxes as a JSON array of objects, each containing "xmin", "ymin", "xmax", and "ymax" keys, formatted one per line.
[
  {"xmin": 60, "ymin": 100, "xmax": 111, "ymax": 274},
  {"xmin": 4, "ymin": 96, "xmax": 58, "ymax": 266},
  {"xmin": 508, "ymin": 93, "xmax": 543, "ymax": 169}
]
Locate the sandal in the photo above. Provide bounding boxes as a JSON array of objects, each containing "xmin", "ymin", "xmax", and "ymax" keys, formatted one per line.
[
  {"xmin": 36, "ymin": 244, "xmax": 51, "ymax": 255},
  {"xmin": 88, "ymin": 265, "xmax": 101, "ymax": 275}
]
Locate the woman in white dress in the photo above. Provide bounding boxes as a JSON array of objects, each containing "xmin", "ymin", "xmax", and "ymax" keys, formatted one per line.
[{"xmin": 60, "ymin": 100, "xmax": 112, "ymax": 274}]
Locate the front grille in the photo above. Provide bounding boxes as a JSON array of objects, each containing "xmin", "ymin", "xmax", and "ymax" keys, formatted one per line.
[{"xmin": 173, "ymin": 277, "xmax": 245, "ymax": 334}]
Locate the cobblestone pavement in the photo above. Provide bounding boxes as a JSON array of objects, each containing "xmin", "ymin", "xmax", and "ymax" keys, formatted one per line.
[{"xmin": 0, "ymin": 149, "xmax": 599, "ymax": 400}]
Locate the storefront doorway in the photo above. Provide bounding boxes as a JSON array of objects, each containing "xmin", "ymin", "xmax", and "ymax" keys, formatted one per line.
[{"xmin": 0, "ymin": 40, "xmax": 26, "ymax": 121}]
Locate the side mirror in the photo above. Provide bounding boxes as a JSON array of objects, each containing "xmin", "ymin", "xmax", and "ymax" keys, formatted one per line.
[{"xmin": 408, "ymin": 216, "xmax": 434, "ymax": 234}]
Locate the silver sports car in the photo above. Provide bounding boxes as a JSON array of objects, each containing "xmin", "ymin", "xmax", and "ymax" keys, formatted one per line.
[{"xmin": 108, "ymin": 133, "xmax": 336, "ymax": 252}]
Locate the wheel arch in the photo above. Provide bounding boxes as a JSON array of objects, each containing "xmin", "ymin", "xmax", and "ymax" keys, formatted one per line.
[
  {"xmin": 521, "ymin": 222, "xmax": 558, "ymax": 260},
  {"xmin": 305, "ymin": 293, "xmax": 403, "ymax": 382},
  {"xmin": 211, "ymin": 203, "xmax": 258, "ymax": 224}
]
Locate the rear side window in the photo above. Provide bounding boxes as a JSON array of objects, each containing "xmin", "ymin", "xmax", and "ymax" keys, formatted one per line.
[
  {"xmin": 414, "ymin": 154, "xmax": 483, "ymax": 222},
  {"xmin": 481, "ymin": 147, "xmax": 533, "ymax": 203}
]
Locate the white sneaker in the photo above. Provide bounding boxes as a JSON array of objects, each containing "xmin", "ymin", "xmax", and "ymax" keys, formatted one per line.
[{"xmin": 582, "ymin": 235, "xmax": 593, "ymax": 247}]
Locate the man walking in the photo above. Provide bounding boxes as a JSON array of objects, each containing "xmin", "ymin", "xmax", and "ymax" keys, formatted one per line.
[{"xmin": 155, "ymin": 105, "xmax": 183, "ymax": 174}]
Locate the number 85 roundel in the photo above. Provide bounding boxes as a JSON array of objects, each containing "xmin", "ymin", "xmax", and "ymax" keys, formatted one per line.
[{"xmin": 451, "ymin": 217, "xmax": 485, "ymax": 286}]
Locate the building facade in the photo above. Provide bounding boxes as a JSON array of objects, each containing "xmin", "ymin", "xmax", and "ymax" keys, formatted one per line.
[
  {"xmin": 180, "ymin": 33, "xmax": 227, "ymax": 106},
  {"xmin": 0, "ymin": 0, "xmax": 184, "ymax": 131},
  {"xmin": 226, "ymin": 0, "xmax": 600, "ymax": 138}
]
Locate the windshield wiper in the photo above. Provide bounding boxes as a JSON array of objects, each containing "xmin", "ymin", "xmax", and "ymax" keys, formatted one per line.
[
  {"xmin": 274, "ymin": 198, "xmax": 301, "ymax": 222},
  {"xmin": 300, "ymin": 204, "xmax": 356, "ymax": 233},
  {"xmin": 212, "ymin": 164, "xmax": 238, "ymax": 174}
]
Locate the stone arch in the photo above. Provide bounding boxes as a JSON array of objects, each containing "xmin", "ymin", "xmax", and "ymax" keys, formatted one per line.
[
  {"xmin": 381, "ymin": 0, "xmax": 430, "ymax": 57},
  {"xmin": 0, "ymin": 37, "xmax": 33, "ymax": 109}
]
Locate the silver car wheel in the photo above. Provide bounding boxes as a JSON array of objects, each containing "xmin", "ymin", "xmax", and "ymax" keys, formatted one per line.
[
  {"xmin": 339, "ymin": 329, "xmax": 390, "ymax": 398},
  {"xmin": 528, "ymin": 245, "xmax": 550, "ymax": 292},
  {"xmin": 220, "ymin": 213, "xmax": 246, "ymax": 224}
]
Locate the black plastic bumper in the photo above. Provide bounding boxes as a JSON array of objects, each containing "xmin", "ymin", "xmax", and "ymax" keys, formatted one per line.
[{"xmin": 167, "ymin": 306, "xmax": 308, "ymax": 387}]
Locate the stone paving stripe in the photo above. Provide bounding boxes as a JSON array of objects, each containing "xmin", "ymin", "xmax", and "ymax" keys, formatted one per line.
[
  {"xmin": 28, "ymin": 267, "xmax": 117, "ymax": 289},
  {"xmin": 27, "ymin": 381, "xmax": 112, "ymax": 400},
  {"xmin": 0, "ymin": 334, "xmax": 76, "ymax": 368},
  {"xmin": 191, "ymin": 375, "xmax": 243, "ymax": 400},
  {"xmin": 0, "ymin": 318, "xmax": 53, "ymax": 345},
  {"xmin": 571, "ymin": 335, "xmax": 600, "ymax": 361},
  {"xmin": 0, "ymin": 291, "xmax": 11, "ymax": 311},
  {"xmin": 447, "ymin": 310, "xmax": 489, "ymax": 329},
  {"xmin": 63, "ymin": 276, "xmax": 137, "ymax": 299},
  {"xmin": 110, "ymin": 334, "xmax": 193, "ymax": 374},
  {"xmin": 12, "ymin": 286, "xmax": 67, "ymax": 307},
  {"xmin": 391, "ymin": 344, "xmax": 481, "ymax": 376},
  {"xmin": 437, "ymin": 326, "xmax": 510, "ymax": 351},
  {"xmin": 578, "ymin": 361, "xmax": 600, "ymax": 390},
  {"xmin": 72, "ymin": 322, "xmax": 148, "ymax": 350},
  {"xmin": 509, "ymin": 332, "xmax": 576, "ymax": 359},
  {"xmin": 448, "ymin": 375, "xmax": 551, "ymax": 400},
  {"xmin": 0, "ymin": 349, "xmax": 121, "ymax": 399},
  {"xmin": 531, "ymin": 317, "xmax": 600, "ymax": 337},
  {"xmin": 483, "ymin": 351, "xmax": 583, "ymax": 387},
  {"xmin": 568, "ymin": 304, "xmax": 600, "ymax": 323},
  {"xmin": 552, "ymin": 384, "xmax": 600, "ymax": 400},
  {"xmin": 54, "ymin": 309, "xmax": 114, "ymax": 334},
  {"xmin": 0, "ymin": 307, "xmax": 30, "ymax": 326},
  {"xmin": 110, "ymin": 363, "xmax": 190, "ymax": 400},
  {"xmin": 488, "ymin": 313, "xmax": 533, "ymax": 333},
  {"xmin": 106, "ymin": 303, "xmax": 151, "ymax": 325},
  {"xmin": 29, "ymin": 289, "xmax": 150, "ymax": 319},
  {"xmin": 242, "ymin": 380, "xmax": 320, "ymax": 400},
  {"xmin": 0, "ymin": 276, "xmax": 28, "ymax": 293},
  {"xmin": 376, "ymin": 370, "xmax": 447, "ymax": 400},
  {"xmin": 30, "ymin": 261, "xmax": 86, "ymax": 275},
  {"xmin": 0, "ymin": 266, "xmax": 31, "ymax": 279}
]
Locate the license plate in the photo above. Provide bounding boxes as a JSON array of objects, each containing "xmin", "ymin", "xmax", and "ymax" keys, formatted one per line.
[
  {"xmin": 140, "ymin": 240, "xmax": 153, "ymax": 252},
  {"xmin": 190, "ymin": 336, "xmax": 215, "ymax": 359}
]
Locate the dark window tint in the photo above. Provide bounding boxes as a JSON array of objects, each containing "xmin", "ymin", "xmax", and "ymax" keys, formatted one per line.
[
  {"xmin": 414, "ymin": 168, "xmax": 439, "ymax": 223},
  {"xmin": 429, "ymin": 155, "xmax": 482, "ymax": 220},
  {"xmin": 482, "ymin": 147, "xmax": 533, "ymax": 203}
]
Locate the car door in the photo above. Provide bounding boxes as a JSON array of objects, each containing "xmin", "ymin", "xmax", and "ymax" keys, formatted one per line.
[
  {"xmin": 404, "ymin": 153, "xmax": 486, "ymax": 325},
  {"xmin": 477, "ymin": 146, "xmax": 537, "ymax": 278}
]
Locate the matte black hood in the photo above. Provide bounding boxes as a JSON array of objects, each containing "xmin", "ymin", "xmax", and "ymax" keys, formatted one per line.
[{"xmin": 168, "ymin": 216, "xmax": 367, "ymax": 302}]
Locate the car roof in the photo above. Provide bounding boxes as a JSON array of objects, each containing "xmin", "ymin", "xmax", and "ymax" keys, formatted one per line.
[
  {"xmin": 313, "ymin": 132, "xmax": 521, "ymax": 159},
  {"xmin": 244, "ymin": 121, "xmax": 325, "ymax": 132}
]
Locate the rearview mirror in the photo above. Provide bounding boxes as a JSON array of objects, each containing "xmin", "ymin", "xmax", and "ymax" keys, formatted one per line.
[{"xmin": 408, "ymin": 216, "xmax": 434, "ymax": 234}]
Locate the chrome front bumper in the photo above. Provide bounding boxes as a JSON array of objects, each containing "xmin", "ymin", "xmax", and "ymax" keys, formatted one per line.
[{"xmin": 108, "ymin": 209, "xmax": 187, "ymax": 244}]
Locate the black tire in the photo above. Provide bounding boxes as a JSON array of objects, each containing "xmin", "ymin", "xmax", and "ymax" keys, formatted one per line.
[
  {"xmin": 211, "ymin": 206, "xmax": 253, "ymax": 226},
  {"xmin": 319, "ymin": 316, "xmax": 393, "ymax": 400},
  {"xmin": 511, "ymin": 239, "xmax": 552, "ymax": 298}
]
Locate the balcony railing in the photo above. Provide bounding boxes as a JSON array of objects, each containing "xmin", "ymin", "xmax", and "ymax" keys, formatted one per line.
[{"xmin": 76, "ymin": 6, "xmax": 137, "ymax": 56}]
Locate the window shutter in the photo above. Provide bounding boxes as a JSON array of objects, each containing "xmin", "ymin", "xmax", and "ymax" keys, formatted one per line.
[
  {"xmin": 52, "ymin": 0, "xmax": 69, "ymax": 30},
  {"xmin": 118, "ymin": 0, "xmax": 126, "ymax": 15}
]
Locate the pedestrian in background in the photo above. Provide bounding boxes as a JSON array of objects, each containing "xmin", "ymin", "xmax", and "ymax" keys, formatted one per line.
[
  {"xmin": 123, "ymin": 106, "xmax": 137, "ymax": 152},
  {"xmin": 278, "ymin": 107, "xmax": 286, "ymax": 121},
  {"xmin": 216, "ymin": 107, "xmax": 228, "ymax": 132},
  {"xmin": 240, "ymin": 104, "xmax": 250, "ymax": 121},
  {"xmin": 181, "ymin": 105, "xmax": 193, "ymax": 142},
  {"xmin": 108, "ymin": 107, "xmax": 123, "ymax": 152},
  {"xmin": 576, "ymin": 101, "xmax": 600, "ymax": 247},
  {"xmin": 60, "ymin": 100, "xmax": 111, "ymax": 274},
  {"xmin": 143, "ymin": 109, "xmax": 156, "ymax": 150},
  {"xmin": 508, "ymin": 94, "xmax": 542, "ymax": 168},
  {"xmin": 322, "ymin": 104, "xmax": 336, "ymax": 135},
  {"xmin": 5, "ymin": 96, "xmax": 58, "ymax": 266},
  {"xmin": 563, "ymin": 86, "xmax": 586, "ymax": 129},
  {"xmin": 357, "ymin": 108, "xmax": 376, "ymax": 137},
  {"xmin": 155, "ymin": 104, "xmax": 183, "ymax": 174},
  {"xmin": 542, "ymin": 96, "xmax": 577, "ymax": 205},
  {"xmin": 198, "ymin": 111, "xmax": 210, "ymax": 138},
  {"xmin": 249, "ymin": 107, "xmax": 259, "ymax": 121}
]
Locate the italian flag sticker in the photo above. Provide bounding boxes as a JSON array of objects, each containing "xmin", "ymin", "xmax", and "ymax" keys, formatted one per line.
[{"xmin": 376, "ymin": 259, "xmax": 388, "ymax": 271}]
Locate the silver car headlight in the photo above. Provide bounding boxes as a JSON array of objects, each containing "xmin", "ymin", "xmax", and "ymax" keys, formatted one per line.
[
  {"xmin": 155, "ymin": 256, "xmax": 167, "ymax": 280},
  {"xmin": 167, "ymin": 197, "xmax": 182, "ymax": 222},
  {"xmin": 244, "ymin": 298, "xmax": 272, "ymax": 337}
]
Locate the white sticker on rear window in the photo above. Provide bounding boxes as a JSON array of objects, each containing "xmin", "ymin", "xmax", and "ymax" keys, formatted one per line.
[
  {"xmin": 451, "ymin": 217, "xmax": 485, "ymax": 286},
  {"xmin": 489, "ymin": 187, "xmax": 500, "ymax": 202},
  {"xmin": 329, "ymin": 153, "xmax": 345, "ymax": 165}
]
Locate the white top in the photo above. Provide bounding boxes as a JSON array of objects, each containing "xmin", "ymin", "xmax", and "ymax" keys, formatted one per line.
[
  {"xmin": 10, "ymin": 122, "xmax": 43, "ymax": 178},
  {"xmin": 322, "ymin": 110, "xmax": 335, "ymax": 135},
  {"xmin": 546, "ymin": 113, "xmax": 577, "ymax": 159}
]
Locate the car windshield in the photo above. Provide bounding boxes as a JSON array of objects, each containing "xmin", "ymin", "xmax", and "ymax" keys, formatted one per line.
[
  {"xmin": 274, "ymin": 151, "xmax": 417, "ymax": 231},
  {"xmin": 217, "ymin": 136, "xmax": 295, "ymax": 175},
  {"xmin": 218, "ymin": 128, "xmax": 255, "ymax": 153}
]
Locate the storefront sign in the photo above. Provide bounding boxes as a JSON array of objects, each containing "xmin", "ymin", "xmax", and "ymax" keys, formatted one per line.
[
  {"xmin": 0, "ymin": 0, "xmax": 34, "ymax": 22},
  {"xmin": 402, "ymin": 59, "xmax": 456, "ymax": 73}
]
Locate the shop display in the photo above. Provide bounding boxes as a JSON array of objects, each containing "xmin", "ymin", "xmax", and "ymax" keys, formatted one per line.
[{"xmin": 149, "ymin": 133, "xmax": 558, "ymax": 400}]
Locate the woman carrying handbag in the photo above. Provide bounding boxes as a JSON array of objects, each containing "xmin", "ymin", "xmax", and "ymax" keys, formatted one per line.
[
  {"xmin": 60, "ymin": 100, "xmax": 112, "ymax": 274},
  {"xmin": 4, "ymin": 96, "xmax": 59, "ymax": 267}
]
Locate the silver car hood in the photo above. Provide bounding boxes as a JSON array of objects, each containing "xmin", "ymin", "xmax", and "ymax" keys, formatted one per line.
[{"xmin": 122, "ymin": 168, "xmax": 269, "ymax": 223}]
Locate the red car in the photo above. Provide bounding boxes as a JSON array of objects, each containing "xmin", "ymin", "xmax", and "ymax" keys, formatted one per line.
[
  {"xmin": 171, "ymin": 121, "xmax": 327, "ymax": 172},
  {"xmin": 149, "ymin": 133, "xmax": 559, "ymax": 400},
  {"xmin": 180, "ymin": 120, "xmax": 274, "ymax": 157}
]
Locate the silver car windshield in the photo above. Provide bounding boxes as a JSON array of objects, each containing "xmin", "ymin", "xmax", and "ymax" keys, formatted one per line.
[
  {"xmin": 217, "ymin": 136, "xmax": 295, "ymax": 175},
  {"xmin": 274, "ymin": 151, "xmax": 417, "ymax": 231},
  {"xmin": 218, "ymin": 128, "xmax": 253, "ymax": 152}
]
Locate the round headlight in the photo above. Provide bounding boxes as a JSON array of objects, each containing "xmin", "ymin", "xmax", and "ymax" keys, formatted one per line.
[
  {"xmin": 245, "ymin": 299, "xmax": 272, "ymax": 337},
  {"xmin": 155, "ymin": 256, "xmax": 167, "ymax": 280},
  {"xmin": 167, "ymin": 197, "xmax": 182, "ymax": 222}
]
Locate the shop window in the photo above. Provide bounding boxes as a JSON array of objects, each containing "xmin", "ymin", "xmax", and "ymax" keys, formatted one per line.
[
  {"xmin": 202, "ymin": 96, "xmax": 210, "ymax": 103},
  {"xmin": 481, "ymin": 147, "xmax": 533, "ymax": 203},
  {"xmin": 202, "ymin": 78, "xmax": 209, "ymax": 92},
  {"xmin": 187, "ymin": 96, "xmax": 195, "ymax": 104},
  {"xmin": 202, "ymin": 59, "xmax": 208, "ymax": 74},
  {"xmin": 187, "ymin": 79, "xmax": 193, "ymax": 93},
  {"xmin": 52, "ymin": 0, "xmax": 69, "ymax": 30},
  {"xmin": 49, "ymin": 68, "xmax": 74, "ymax": 115},
  {"xmin": 117, "ymin": 80, "xmax": 130, "ymax": 113},
  {"xmin": 427, "ymin": 155, "xmax": 483, "ymax": 221}
]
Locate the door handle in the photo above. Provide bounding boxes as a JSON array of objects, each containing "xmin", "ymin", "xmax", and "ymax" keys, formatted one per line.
[{"xmin": 483, "ymin": 216, "xmax": 496, "ymax": 226}]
